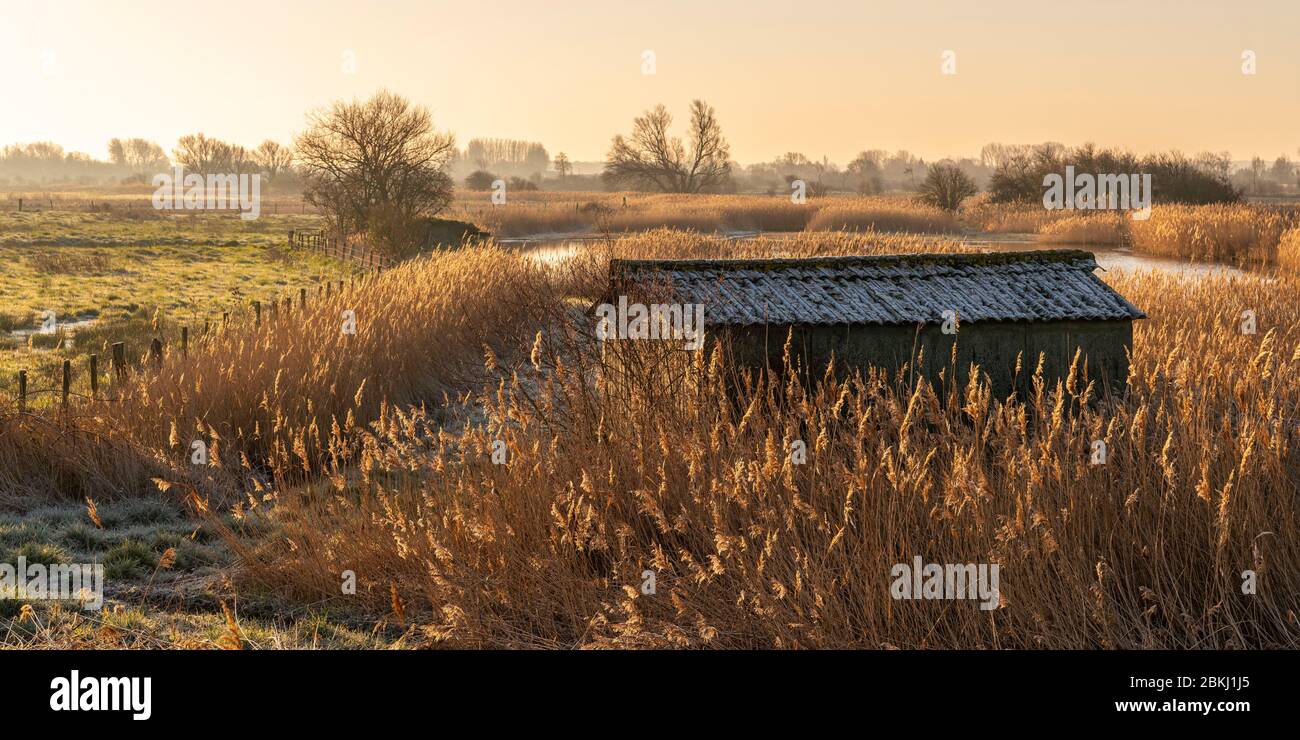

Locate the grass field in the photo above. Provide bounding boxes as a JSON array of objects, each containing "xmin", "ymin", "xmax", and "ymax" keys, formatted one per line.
[
  {"xmin": 1, "ymin": 220, "xmax": 1296, "ymax": 649},
  {"xmin": 0, "ymin": 210, "xmax": 357, "ymax": 400}
]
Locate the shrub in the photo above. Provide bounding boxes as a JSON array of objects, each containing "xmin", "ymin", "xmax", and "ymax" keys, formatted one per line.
[
  {"xmin": 918, "ymin": 162, "xmax": 978, "ymax": 211},
  {"xmin": 464, "ymin": 170, "xmax": 498, "ymax": 190}
]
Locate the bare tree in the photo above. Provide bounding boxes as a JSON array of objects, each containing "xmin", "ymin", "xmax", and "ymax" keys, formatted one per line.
[
  {"xmin": 553, "ymin": 152, "xmax": 572, "ymax": 178},
  {"xmin": 173, "ymin": 133, "xmax": 231, "ymax": 174},
  {"xmin": 603, "ymin": 100, "xmax": 731, "ymax": 193},
  {"xmin": 253, "ymin": 140, "xmax": 294, "ymax": 181},
  {"xmin": 465, "ymin": 138, "xmax": 549, "ymax": 174},
  {"xmin": 123, "ymin": 139, "xmax": 168, "ymax": 173},
  {"xmin": 108, "ymin": 138, "xmax": 127, "ymax": 166},
  {"xmin": 1249, "ymin": 156, "xmax": 1266, "ymax": 194},
  {"xmin": 294, "ymin": 89, "xmax": 456, "ymax": 250}
]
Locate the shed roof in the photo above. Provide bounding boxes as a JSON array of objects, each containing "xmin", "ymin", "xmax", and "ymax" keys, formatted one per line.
[{"xmin": 607, "ymin": 250, "xmax": 1146, "ymax": 327}]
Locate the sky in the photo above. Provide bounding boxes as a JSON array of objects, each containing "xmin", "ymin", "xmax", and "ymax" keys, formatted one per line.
[{"xmin": 0, "ymin": 0, "xmax": 1297, "ymax": 165}]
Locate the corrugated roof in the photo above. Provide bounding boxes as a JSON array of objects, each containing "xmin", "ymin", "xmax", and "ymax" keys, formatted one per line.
[{"xmin": 607, "ymin": 250, "xmax": 1146, "ymax": 326}]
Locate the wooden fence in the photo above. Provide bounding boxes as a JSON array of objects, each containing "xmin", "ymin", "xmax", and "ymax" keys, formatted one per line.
[
  {"xmin": 2, "ymin": 272, "xmax": 380, "ymax": 414},
  {"xmin": 289, "ymin": 228, "xmax": 394, "ymax": 270}
]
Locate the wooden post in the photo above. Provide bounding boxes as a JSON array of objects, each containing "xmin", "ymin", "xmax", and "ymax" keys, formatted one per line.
[
  {"xmin": 111, "ymin": 342, "xmax": 126, "ymax": 379},
  {"xmin": 89, "ymin": 355, "xmax": 98, "ymax": 397},
  {"xmin": 299, "ymin": 287, "xmax": 307, "ymax": 309},
  {"xmin": 150, "ymin": 338, "xmax": 163, "ymax": 367},
  {"xmin": 17, "ymin": 198, "xmax": 22, "ymax": 212},
  {"xmin": 222, "ymin": 311, "xmax": 229, "ymax": 328},
  {"xmin": 325, "ymin": 281, "xmax": 332, "ymax": 297},
  {"xmin": 253, "ymin": 300, "xmax": 262, "ymax": 326},
  {"xmin": 62, "ymin": 360, "xmax": 70, "ymax": 412},
  {"xmin": 181, "ymin": 326, "xmax": 188, "ymax": 357},
  {"xmin": 17, "ymin": 370, "xmax": 26, "ymax": 412},
  {"xmin": 270, "ymin": 300, "xmax": 278, "ymax": 320}
]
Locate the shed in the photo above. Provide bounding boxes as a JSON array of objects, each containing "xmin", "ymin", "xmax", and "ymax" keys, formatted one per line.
[{"xmin": 602, "ymin": 250, "xmax": 1146, "ymax": 397}]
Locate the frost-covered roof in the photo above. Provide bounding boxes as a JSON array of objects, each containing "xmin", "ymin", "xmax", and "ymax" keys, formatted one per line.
[{"xmin": 607, "ymin": 250, "xmax": 1146, "ymax": 326}]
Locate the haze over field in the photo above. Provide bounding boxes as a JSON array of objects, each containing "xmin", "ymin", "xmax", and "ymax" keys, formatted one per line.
[{"xmin": 1, "ymin": 0, "xmax": 1298, "ymax": 163}]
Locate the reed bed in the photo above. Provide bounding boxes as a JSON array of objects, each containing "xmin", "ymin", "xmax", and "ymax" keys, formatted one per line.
[
  {"xmin": 1272, "ymin": 226, "xmax": 1300, "ymax": 274},
  {"xmin": 0, "ymin": 246, "xmax": 560, "ymax": 503},
  {"xmin": 1035, "ymin": 212, "xmax": 1128, "ymax": 245},
  {"xmin": 961, "ymin": 198, "xmax": 1068, "ymax": 234},
  {"xmin": 3, "ymin": 230, "xmax": 1296, "ymax": 648},
  {"xmin": 804, "ymin": 201, "xmax": 959, "ymax": 234},
  {"xmin": 1128, "ymin": 204, "xmax": 1293, "ymax": 266},
  {"xmin": 193, "ymin": 231, "xmax": 1299, "ymax": 649},
  {"xmin": 454, "ymin": 193, "xmax": 956, "ymax": 238}
]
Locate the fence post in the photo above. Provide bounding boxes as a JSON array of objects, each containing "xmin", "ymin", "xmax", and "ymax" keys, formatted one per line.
[
  {"xmin": 181, "ymin": 326, "xmax": 188, "ymax": 357},
  {"xmin": 299, "ymin": 288, "xmax": 307, "ymax": 309},
  {"xmin": 112, "ymin": 342, "xmax": 126, "ymax": 379},
  {"xmin": 253, "ymin": 300, "xmax": 262, "ymax": 326},
  {"xmin": 17, "ymin": 370, "xmax": 26, "ymax": 412},
  {"xmin": 150, "ymin": 338, "xmax": 163, "ymax": 367},
  {"xmin": 17, "ymin": 198, "xmax": 22, "ymax": 212},
  {"xmin": 62, "ymin": 360, "xmax": 71, "ymax": 412},
  {"xmin": 89, "ymin": 355, "xmax": 98, "ymax": 397}
]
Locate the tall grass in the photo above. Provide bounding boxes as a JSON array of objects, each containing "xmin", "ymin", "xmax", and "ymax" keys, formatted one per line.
[
  {"xmin": 1276, "ymin": 226, "xmax": 1300, "ymax": 274},
  {"xmin": 454, "ymin": 193, "xmax": 955, "ymax": 237},
  {"xmin": 1129, "ymin": 204, "xmax": 1293, "ymax": 265},
  {"xmin": 804, "ymin": 201, "xmax": 958, "ymax": 234},
  {"xmin": 5, "ymin": 229, "xmax": 1297, "ymax": 648},
  {"xmin": 1035, "ymin": 212, "xmax": 1128, "ymax": 245},
  {"xmin": 0, "ymin": 246, "xmax": 559, "ymax": 503},
  {"xmin": 201, "ymin": 231, "xmax": 1299, "ymax": 649}
]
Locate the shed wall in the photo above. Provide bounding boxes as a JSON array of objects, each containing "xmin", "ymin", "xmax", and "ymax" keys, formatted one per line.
[{"xmin": 714, "ymin": 320, "xmax": 1133, "ymax": 398}]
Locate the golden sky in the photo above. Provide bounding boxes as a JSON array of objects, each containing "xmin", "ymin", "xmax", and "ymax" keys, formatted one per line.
[{"xmin": 0, "ymin": 0, "xmax": 1296, "ymax": 164}]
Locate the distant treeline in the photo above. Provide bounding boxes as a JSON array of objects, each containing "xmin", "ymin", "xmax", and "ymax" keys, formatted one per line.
[
  {"xmin": 983, "ymin": 143, "xmax": 1241, "ymax": 205},
  {"xmin": 3, "ymin": 133, "xmax": 1297, "ymax": 204}
]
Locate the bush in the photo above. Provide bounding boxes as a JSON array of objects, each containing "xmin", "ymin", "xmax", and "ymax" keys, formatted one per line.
[
  {"xmin": 918, "ymin": 162, "xmax": 978, "ymax": 211},
  {"xmin": 464, "ymin": 170, "xmax": 498, "ymax": 190},
  {"xmin": 507, "ymin": 176, "xmax": 539, "ymax": 192}
]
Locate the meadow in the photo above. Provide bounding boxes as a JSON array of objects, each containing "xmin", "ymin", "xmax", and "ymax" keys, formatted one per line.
[
  {"xmin": 0, "ymin": 209, "xmax": 356, "ymax": 399},
  {"xmin": 1, "ymin": 216, "xmax": 1296, "ymax": 648}
]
